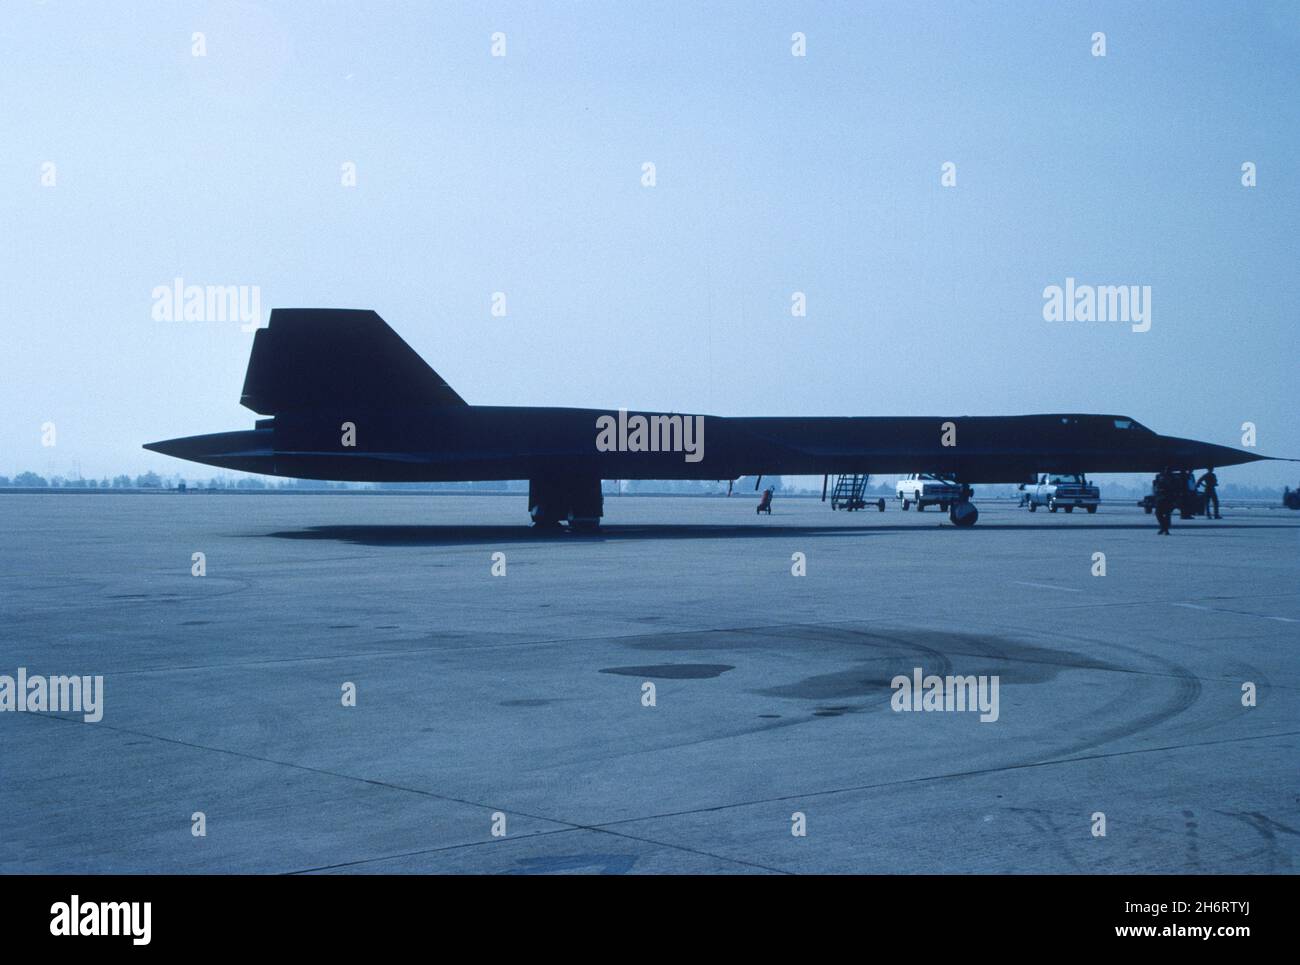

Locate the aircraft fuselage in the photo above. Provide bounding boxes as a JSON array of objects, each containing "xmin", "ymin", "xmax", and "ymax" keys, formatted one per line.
[{"xmin": 146, "ymin": 408, "xmax": 1261, "ymax": 484}]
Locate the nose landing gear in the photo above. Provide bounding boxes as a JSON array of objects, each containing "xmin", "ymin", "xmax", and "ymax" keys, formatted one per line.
[
  {"xmin": 948, "ymin": 502, "xmax": 979, "ymax": 526},
  {"xmin": 947, "ymin": 484, "xmax": 978, "ymax": 527}
]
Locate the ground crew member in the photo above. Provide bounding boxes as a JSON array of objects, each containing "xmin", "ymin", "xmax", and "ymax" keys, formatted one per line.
[
  {"xmin": 1197, "ymin": 467, "xmax": 1221, "ymax": 519},
  {"xmin": 1154, "ymin": 470, "xmax": 1176, "ymax": 535}
]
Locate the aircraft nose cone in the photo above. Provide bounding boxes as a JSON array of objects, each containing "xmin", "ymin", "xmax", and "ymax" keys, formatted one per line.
[{"xmin": 1161, "ymin": 436, "xmax": 1266, "ymax": 469}]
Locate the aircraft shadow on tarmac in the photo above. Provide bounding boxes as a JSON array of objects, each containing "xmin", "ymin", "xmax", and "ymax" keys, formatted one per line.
[{"xmin": 260, "ymin": 520, "xmax": 1293, "ymax": 547}]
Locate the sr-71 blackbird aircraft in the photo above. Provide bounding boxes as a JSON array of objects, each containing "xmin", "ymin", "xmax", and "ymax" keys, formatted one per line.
[{"xmin": 146, "ymin": 309, "xmax": 1279, "ymax": 528}]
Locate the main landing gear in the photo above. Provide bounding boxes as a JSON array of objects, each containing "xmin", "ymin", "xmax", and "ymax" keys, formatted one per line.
[{"xmin": 528, "ymin": 476, "xmax": 603, "ymax": 532}]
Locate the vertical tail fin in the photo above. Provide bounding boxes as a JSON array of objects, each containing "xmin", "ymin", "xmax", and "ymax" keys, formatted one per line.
[{"xmin": 239, "ymin": 309, "xmax": 466, "ymax": 414}]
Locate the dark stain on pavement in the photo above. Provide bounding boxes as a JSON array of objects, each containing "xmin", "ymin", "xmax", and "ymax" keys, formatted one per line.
[{"xmin": 600, "ymin": 663, "xmax": 734, "ymax": 679}]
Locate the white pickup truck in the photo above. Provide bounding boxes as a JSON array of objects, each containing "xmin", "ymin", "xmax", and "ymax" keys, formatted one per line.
[
  {"xmin": 896, "ymin": 473, "xmax": 964, "ymax": 511},
  {"xmin": 1019, "ymin": 473, "xmax": 1100, "ymax": 513}
]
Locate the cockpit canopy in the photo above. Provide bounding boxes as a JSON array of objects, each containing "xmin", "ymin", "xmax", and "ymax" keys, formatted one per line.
[{"xmin": 1051, "ymin": 415, "xmax": 1152, "ymax": 433}]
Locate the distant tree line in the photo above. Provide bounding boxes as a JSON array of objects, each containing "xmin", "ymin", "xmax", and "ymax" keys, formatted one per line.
[
  {"xmin": 0, "ymin": 471, "xmax": 1290, "ymax": 500},
  {"xmin": 0, "ymin": 471, "xmax": 353, "ymax": 490}
]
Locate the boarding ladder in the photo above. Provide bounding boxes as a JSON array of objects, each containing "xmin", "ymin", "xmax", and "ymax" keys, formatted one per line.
[{"xmin": 830, "ymin": 474, "xmax": 870, "ymax": 511}]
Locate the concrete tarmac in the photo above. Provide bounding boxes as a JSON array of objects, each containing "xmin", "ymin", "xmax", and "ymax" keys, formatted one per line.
[{"xmin": 1, "ymin": 493, "xmax": 1296, "ymax": 874}]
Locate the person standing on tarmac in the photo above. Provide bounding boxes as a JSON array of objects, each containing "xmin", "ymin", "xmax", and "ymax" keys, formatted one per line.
[
  {"xmin": 1198, "ymin": 466, "xmax": 1221, "ymax": 519},
  {"xmin": 1154, "ymin": 470, "xmax": 1177, "ymax": 535}
]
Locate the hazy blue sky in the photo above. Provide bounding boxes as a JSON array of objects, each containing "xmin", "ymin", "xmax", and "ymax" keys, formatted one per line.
[{"xmin": 3, "ymin": 1, "xmax": 1297, "ymax": 486}]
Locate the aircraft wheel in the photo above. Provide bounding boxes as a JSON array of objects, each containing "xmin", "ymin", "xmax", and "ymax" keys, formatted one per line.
[
  {"xmin": 876, "ymin": 499, "xmax": 886, "ymax": 512},
  {"xmin": 949, "ymin": 502, "xmax": 978, "ymax": 527}
]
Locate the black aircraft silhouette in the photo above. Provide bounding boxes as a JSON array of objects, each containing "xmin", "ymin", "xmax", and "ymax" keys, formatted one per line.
[{"xmin": 145, "ymin": 309, "xmax": 1279, "ymax": 528}]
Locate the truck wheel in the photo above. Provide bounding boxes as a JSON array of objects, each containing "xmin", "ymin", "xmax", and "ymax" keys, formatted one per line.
[
  {"xmin": 1049, "ymin": 502, "xmax": 1057, "ymax": 512},
  {"xmin": 1027, "ymin": 501, "xmax": 1036, "ymax": 512},
  {"xmin": 915, "ymin": 501, "xmax": 924, "ymax": 511},
  {"xmin": 1064, "ymin": 505, "xmax": 1074, "ymax": 513},
  {"xmin": 901, "ymin": 498, "xmax": 909, "ymax": 510},
  {"xmin": 1086, "ymin": 505, "xmax": 1097, "ymax": 514}
]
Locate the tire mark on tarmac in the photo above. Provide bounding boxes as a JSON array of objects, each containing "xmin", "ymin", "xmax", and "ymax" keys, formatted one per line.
[
  {"xmin": 12, "ymin": 619, "xmax": 1282, "ymax": 872},
  {"xmin": 1005, "ymin": 807, "xmax": 1084, "ymax": 872},
  {"xmin": 1212, "ymin": 810, "xmax": 1299, "ymax": 873},
  {"xmin": 20, "ymin": 712, "xmax": 790, "ymax": 876},
  {"xmin": 981, "ymin": 623, "xmax": 1261, "ymax": 757},
  {"xmin": 1042, "ymin": 645, "xmax": 1202, "ymax": 760},
  {"xmin": 577, "ymin": 728, "xmax": 1300, "ymax": 833},
  {"xmin": 49, "ymin": 616, "xmax": 1300, "ymax": 694},
  {"xmin": 1170, "ymin": 603, "xmax": 1298, "ymax": 623},
  {"xmin": 1011, "ymin": 581, "xmax": 1083, "ymax": 593}
]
